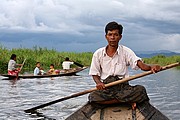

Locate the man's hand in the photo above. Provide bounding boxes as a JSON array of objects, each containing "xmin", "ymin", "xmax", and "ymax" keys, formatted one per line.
[
  {"xmin": 96, "ymin": 82, "xmax": 106, "ymax": 90},
  {"xmin": 17, "ymin": 68, "xmax": 20, "ymax": 71},
  {"xmin": 92, "ymin": 75, "xmax": 106, "ymax": 90},
  {"xmin": 137, "ymin": 60, "xmax": 162, "ymax": 73},
  {"xmin": 151, "ymin": 65, "xmax": 162, "ymax": 73}
]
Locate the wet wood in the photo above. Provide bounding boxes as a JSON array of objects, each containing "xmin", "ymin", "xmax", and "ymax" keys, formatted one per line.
[
  {"xmin": 66, "ymin": 102, "xmax": 169, "ymax": 120},
  {"xmin": 1, "ymin": 67, "xmax": 88, "ymax": 80}
]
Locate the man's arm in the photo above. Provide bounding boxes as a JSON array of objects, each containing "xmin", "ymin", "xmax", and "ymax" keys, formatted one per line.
[
  {"xmin": 16, "ymin": 64, "xmax": 23, "ymax": 67},
  {"xmin": 92, "ymin": 75, "xmax": 106, "ymax": 90},
  {"xmin": 137, "ymin": 60, "xmax": 162, "ymax": 73}
]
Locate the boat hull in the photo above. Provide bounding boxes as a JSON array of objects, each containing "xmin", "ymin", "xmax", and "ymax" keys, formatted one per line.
[
  {"xmin": 65, "ymin": 102, "xmax": 169, "ymax": 120},
  {"xmin": 1, "ymin": 67, "xmax": 87, "ymax": 79}
]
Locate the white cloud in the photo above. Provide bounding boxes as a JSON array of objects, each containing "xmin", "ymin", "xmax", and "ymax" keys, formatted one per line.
[
  {"xmin": 160, "ymin": 34, "xmax": 180, "ymax": 52},
  {"xmin": 0, "ymin": 0, "xmax": 180, "ymax": 52},
  {"xmin": 1, "ymin": 0, "xmax": 179, "ymax": 31}
]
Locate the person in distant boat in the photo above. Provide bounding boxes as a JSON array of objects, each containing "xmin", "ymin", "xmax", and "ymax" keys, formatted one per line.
[
  {"xmin": 34, "ymin": 62, "xmax": 45, "ymax": 75},
  {"xmin": 89, "ymin": 21, "xmax": 162, "ymax": 110},
  {"xmin": 8, "ymin": 54, "xmax": 23, "ymax": 76},
  {"xmin": 62, "ymin": 57, "xmax": 74, "ymax": 70},
  {"xmin": 48, "ymin": 64, "xmax": 56, "ymax": 75}
]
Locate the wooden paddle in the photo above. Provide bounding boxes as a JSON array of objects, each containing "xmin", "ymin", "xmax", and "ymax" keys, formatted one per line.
[
  {"xmin": 19, "ymin": 58, "xmax": 26, "ymax": 72},
  {"xmin": 59, "ymin": 55, "xmax": 84, "ymax": 68},
  {"xmin": 24, "ymin": 62, "xmax": 180, "ymax": 113},
  {"xmin": 13, "ymin": 58, "xmax": 26, "ymax": 80}
]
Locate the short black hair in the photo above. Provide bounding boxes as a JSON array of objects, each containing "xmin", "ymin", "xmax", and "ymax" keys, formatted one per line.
[
  {"xmin": 105, "ymin": 21, "xmax": 123, "ymax": 35},
  {"xmin": 65, "ymin": 57, "xmax": 70, "ymax": 61},
  {"xmin": 50, "ymin": 64, "xmax": 54, "ymax": 67},
  {"xmin": 10, "ymin": 54, "xmax": 16, "ymax": 60}
]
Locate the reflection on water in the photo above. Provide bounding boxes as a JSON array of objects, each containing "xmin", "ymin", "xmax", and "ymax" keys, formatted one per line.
[{"xmin": 0, "ymin": 68, "xmax": 179, "ymax": 120}]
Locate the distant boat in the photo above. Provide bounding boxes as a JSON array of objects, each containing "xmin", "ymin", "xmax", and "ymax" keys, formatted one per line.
[
  {"xmin": 65, "ymin": 102, "xmax": 169, "ymax": 120},
  {"xmin": 1, "ymin": 67, "xmax": 88, "ymax": 80}
]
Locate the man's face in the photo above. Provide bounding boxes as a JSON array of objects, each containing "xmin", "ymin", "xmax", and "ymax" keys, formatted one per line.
[
  {"xmin": 37, "ymin": 63, "xmax": 41, "ymax": 67},
  {"xmin": 105, "ymin": 29, "xmax": 122, "ymax": 47}
]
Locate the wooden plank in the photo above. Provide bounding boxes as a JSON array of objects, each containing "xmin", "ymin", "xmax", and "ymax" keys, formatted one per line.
[
  {"xmin": 89, "ymin": 104, "xmax": 145, "ymax": 120},
  {"xmin": 66, "ymin": 102, "xmax": 169, "ymax": 120},
  {"xmin": 91, "ymin": 109, "xmax": 101, "ymax": 120}
]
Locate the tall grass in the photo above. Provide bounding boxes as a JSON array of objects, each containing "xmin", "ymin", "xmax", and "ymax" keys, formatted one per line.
[
  {"xmin": 0, "ymin": 46, "xmax": 93, "ymax": 74},
  {"xmin": 143, "ymin": 54, "xmax": 180, "ymax": 66},
  {"xmin": 0, "ymin": 46, "xmax": 179, "ymax": 74}
]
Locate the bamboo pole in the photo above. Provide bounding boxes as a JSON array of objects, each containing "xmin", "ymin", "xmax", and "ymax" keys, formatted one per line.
[{"xmin": 24, "ymin": 62, "xmax": 180, "ymax": 113}]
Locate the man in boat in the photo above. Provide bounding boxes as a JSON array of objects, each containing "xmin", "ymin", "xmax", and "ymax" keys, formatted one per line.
[
  {"xmin": 62, "ymin": 57, "xmax": 75, "ymax": 73},
  {"xmin": 89, "ymin": 21, "xmax": 162, "ymax": 109},
  {"xmin": 8, "ymin": 54, "xmax": 23, "ymax": 77},
  {"xmin": 48, "ymin": 64, "xmax": 60, "ymax": 75},
  {"xmin": 48, "ymin": 64, "xmax": 56, "ymax": 75},
  {"xmin": 62, "ymin": 57, "xmax": 74, "ymax": 70},
  {"xmin": 34, "ymin": 62, "xmax": 45, "ymax": 75}
]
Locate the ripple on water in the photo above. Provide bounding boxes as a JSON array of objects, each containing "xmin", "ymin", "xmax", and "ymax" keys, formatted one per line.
[{"xmin": 0, "ymin": 69, "xmax": 180, "ymax": 120}]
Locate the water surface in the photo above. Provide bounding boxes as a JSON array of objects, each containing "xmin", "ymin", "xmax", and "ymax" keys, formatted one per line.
[{"xmin": 0, "ymin": 68, "xmax": 179, "ymax": 120}]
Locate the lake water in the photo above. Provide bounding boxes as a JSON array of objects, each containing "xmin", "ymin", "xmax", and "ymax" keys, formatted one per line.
[{"xmin": 0, "ymin": 68, "xmax": 179, "ymax": 120}]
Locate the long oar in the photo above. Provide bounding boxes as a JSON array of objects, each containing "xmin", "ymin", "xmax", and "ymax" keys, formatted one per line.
[
  {"xmin": 13, "ymin": 58, "xmax": 26, "ymax": 80},
  {"xmin": 24, "ymin": 62, "xmax": 180, "ymax": 113},
  {"xmin": 19, "ymin": 58, "xmax": 26, "ymax": 72},
  {"xmin": 59, "ymin": 55, "xmax": 84, "ymax": 68}
]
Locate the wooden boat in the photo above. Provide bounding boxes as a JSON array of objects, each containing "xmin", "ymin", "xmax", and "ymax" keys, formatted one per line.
[
  {"xmin": 1, "ymin": 67, "xmax": 88, "ymax": 80},
  {"xmin": 65, "ymin": 101, "xmax": 169, "ymax": 120}
]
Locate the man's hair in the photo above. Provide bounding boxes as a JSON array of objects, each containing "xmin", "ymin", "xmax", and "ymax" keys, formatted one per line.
[
  {"xmin": 65, "ymin": 57, "xmax": 70, "ymax": 61},
  {"xmin": 105, "ymin": 21, "xmax": 123, "ymax": 35},
  {"xmin": 10, "ymin": 54, "xmax": 16, "ymax": 60},
  {"xmin": 50, "ymin": 64, "xmax": 54, "ymax": 67}
]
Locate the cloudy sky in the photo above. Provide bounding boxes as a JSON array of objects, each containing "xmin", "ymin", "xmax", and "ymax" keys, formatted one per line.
[{"xmin": 0, "ymin": 0, "xmax": 180, "ymax": 53}]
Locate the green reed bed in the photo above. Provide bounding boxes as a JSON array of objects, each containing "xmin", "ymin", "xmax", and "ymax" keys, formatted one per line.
[
  {"xmin": 143, "ymin": 55, "xmax": 180, "ymax": 66},
  {"xmin": 0, "ymin": 46, "xmax": 93, "ymax": 74},
  {"xmin": 0, "ymin": 46, "xmax": 180, "ymax": 74}
]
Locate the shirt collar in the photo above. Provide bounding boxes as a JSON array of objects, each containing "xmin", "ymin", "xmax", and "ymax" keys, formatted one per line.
[{"xmin": 103, "ymin": 45, "xmax": 121, "ymax": 57}]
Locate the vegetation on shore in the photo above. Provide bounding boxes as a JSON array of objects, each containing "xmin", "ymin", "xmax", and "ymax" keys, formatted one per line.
[
  {"xmin": 0, "ymin": 46, "xmax": 180, "ymax": 74},
  {"xmin": 0, "ymin": 46, "xmax": 92, "ymax": 74},
  {"xmin": 143, "ymin": 54, "xmax": 180, "ymax": 66}
]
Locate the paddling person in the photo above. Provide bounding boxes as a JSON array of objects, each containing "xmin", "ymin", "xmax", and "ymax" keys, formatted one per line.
[
  {"xmin": 62, "ymin": 57, "xmax": 74, "ymax": 72},
  {"xmin": 8, "ymin": 54, "xmax": 23, "ymax": 77},
  {"xmin": 89, "ymin": 21, "xmax": 162, "ymax": 109},
  {"xmin": 62, "ymin": 57, "xmax": 74, "ymax": 70}
]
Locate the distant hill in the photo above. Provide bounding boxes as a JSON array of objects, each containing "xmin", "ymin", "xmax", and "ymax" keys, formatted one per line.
[{"xmin": 136, "ymin": 50, "xmax": 180, "ymax": 58}]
